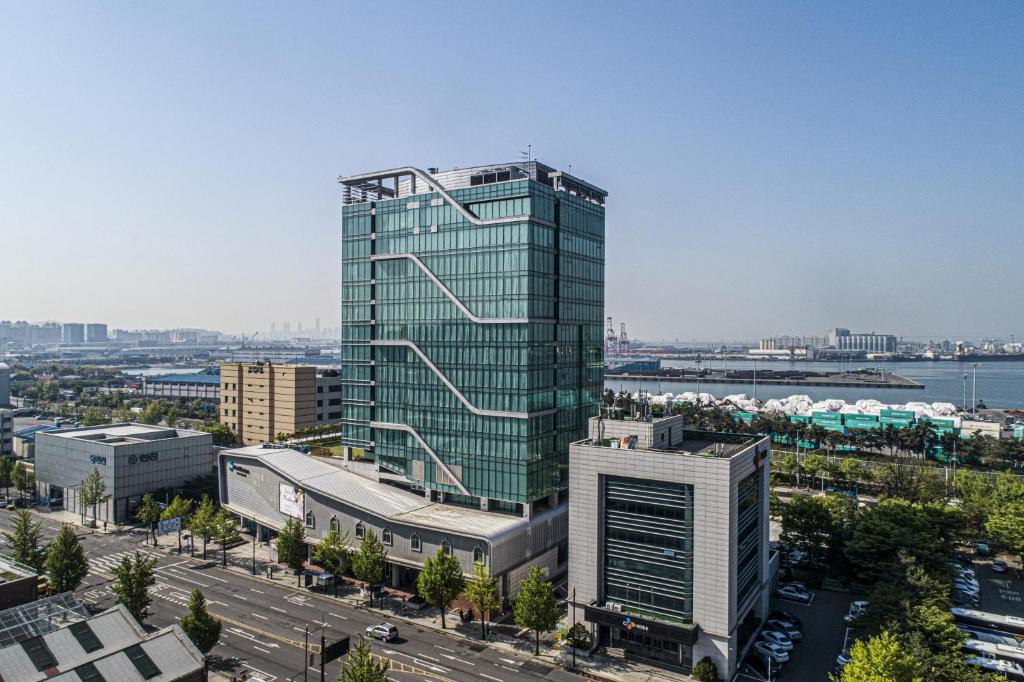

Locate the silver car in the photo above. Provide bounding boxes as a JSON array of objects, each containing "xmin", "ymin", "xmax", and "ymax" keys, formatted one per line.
[{"xmin": 365, "ymin": 623, "xmax": 399, "ymax": 642}]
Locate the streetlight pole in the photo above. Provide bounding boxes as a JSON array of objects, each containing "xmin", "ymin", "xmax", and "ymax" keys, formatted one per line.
[
  {"xmin": 962, "ymin": 373, "xmax": 968, "ymax": 411},
  {"xmin": 753, "ymin": 358, "xmax": 757, "ymax": 402},
  {"xmin": 971, "ymin": 363, "xmax": 978, "ymax": 415},
  {"xmin": 252, "ymin": 516, "xmax": 257, "ymax": 575},
  {"xmin": 571, "ymin": 586, "xmax": 576, "ymax": 671}
]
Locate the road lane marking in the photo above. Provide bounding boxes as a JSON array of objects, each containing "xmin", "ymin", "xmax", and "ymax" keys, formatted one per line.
[
  {"xmin": 251, "ymin": 588, "xmax": 264, "ymax": 593},
  {"xmin": 499, "ymin": 666, "xmax": 518, "ymax": 673},
  {"xmin": 498, "ymin": 658, "xmax": 518, "ymax": 666},
  {"xmin": 434, "ymin": 645, "xmax": 455, "ymax": 653},
  {"xmin": 329, "ymin": 612, "xmax": 348, "ymax": 620},
  {"xmin": 441, "ymin": 655, "xmax": 474, "ymax": 666},
  {"xmin": 236, "ymin": 595, "xmax": 248, "ymax": 600},
  {"xmin": 240, "ymin": 663, "xmax": 277, "ymax": 681},
  {"xmin": 270, "ymin": 606, "xmax": 287, "ymax": 613},
  {"xmin": 254, "ymin": 646, "xmax": 272, "ymax": 654},
  {"xmin": 417, "ymin": 654, "xmax": 441, "ymax": 663},
  {"xmin": 214, "ymin": 615, "xmax": 317, "ymax": 653},
  {"xmin": 251, "ymin": 613, "xmax": 269, "ymax": 620},
  {"xmin": 189, "ymin": 567, "xmax": 229, "ymax": 582},
  {"xmin": 479, "ymin": 675, "xmax": 502, "ymax": 682},
  {"xmin": 156, "ymin": 568, "xmax": 210, "ymax": 588}
]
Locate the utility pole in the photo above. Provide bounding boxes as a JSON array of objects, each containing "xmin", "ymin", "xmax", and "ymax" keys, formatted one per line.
[
  {"xmin": 304, "ymin": 625, "xmax": 309, "ymax": 682},
  {"xmin": 971, "ymin": 363, "xmax": 978, "ymax": 415},
  {"xmin": 570, "ymin": 587, "xmax": 577, "ymax": 671},
  {"xmin": 752, "ymin": 358, "xmax": 757, "ymax": 402},
  {"xmin": 252, "ymin": 516, "xmax": 257, "ymax": 575},
  {"xmin": 320, "ymin": 621, "xmax": 326, "ymax": 682},
  {"xmin": 962, "ymin": 373, "xmax": 968, "ymax": 411}
]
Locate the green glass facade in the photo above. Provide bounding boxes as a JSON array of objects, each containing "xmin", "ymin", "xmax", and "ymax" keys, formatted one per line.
[{"xmin": 339, "ymin": 164, "xmax": 605, "ymax": 506}]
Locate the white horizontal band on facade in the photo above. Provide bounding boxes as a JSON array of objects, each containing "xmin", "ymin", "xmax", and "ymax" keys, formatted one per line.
[
  {"xmin": 371, "ymin": 339, "xmax": 531, "ymax": 420},
  {"xmin": 370, "ymin": 252, "xmax": 546, "ymax": 325},
  {"xmin": 369, "ymin": 420, "xmax": 471, "ymax": 496}
]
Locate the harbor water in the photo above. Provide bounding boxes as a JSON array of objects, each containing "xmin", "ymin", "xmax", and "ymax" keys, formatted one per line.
[{"xmin": 605, "ymin": 359, "xmax": 1024, "ymax": 409}]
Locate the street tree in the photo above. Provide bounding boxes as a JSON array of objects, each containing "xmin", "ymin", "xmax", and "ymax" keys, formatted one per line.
[
  {"xmin": 187, "ymin": 494, "xmax": 217, "ymax": 559},
  {"xmin": 351, "ymin": 529, "xmax": 387, "ymax": 606},
  {"xmin": 135, "ymin": 493, "xmax": 163, "ymax": 546},
  {"xmin": 311, "ymin": 527, "xmax": 350, "ymax": 597},
  {"xmin": 112, "ymin": 551, "xmax": 157, "ymax": 623},
  {"xmin": 10, "ymin": 509, "xmax": 46, "ymax": 571},
  {"xmin": 0, "ymin": 457, "xmax": 12, "ymax": 500},
  {"xmin": 80, "ymin": 467, "xmax": 108, "ymax": 527},
  {"xmin": 213, "ymin": 508, "xmax": 242, "ymax": 567},
  {"xmin": 833, "ymin": 631, "xmax": 921, "ymax": 682},
  {"xmin": 513, "ymin": 566, "xmax": 560, "ymax": 656},
  {"xmin": 464, "ymin": 561, "xmax": 500, "ymax": 640},
  {"xmin": 12, "ymin": 462, "xmax": 33, "ymax": 505},
  {"xmin": 802, "ymin": 454, "xmax": 828, "ymax": 490},
  {"xmin": 161, "ymin": 495, "xmax": 192, "ymax": 554},
  {"xmin": 339, "ymin": 636, "xmax": 389, "ymax": 682},
  {"xmin": 198, "ymin": 422, "xmax": 237, "ymax": 447},
  {"xmin": 163, "ymin": 406, "xmax": 179, "ymax": 427},
  {"xmin": 276, "ymin": 517, "xmax": 308, "ymax": 580},
  {"xmin": 44, "ymin": 524, "xmax": 90, "ymax": 593},
  {"xmin": 417, "ymin": 547, "xmax": 465, "ymax": 629},
  {"xmin": 180, "ymin": 588, "xmax": 221, "ymax": 653},
  {"xmin": 986, "ymin": 472, "xmax": 1024, "ymax": 564}
]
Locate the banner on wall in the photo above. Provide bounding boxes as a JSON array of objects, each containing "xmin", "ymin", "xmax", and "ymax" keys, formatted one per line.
[{"xmin": 279, "ymin": 483, "xmax": 304, "ymax": 518}]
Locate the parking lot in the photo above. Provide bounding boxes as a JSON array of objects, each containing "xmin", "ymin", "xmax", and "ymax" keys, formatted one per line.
[
  {"xmin": 737, "ymin": 589, "xmax": 850, "ymax": 681},
  {"xmin": 975, "ymin": 556, "xmax": 1024, "ymax": 617}
]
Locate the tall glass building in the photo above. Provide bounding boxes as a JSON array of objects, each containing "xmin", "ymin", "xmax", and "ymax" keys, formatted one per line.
[{"xmin": 338, "ymin": 162, "xmax": 606, "ymax": 514}]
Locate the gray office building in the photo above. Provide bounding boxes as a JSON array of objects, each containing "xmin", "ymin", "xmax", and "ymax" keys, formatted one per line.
[
  {"xmin": 0, "ymin": 409, "xmax": 12, "ymax": 458},
  {"xmin": 219, "ymin": 446, "xmax": 566, "ymax": 596},
  {"xmin": 568, "ymin": 415, "xmax": 772, "ymax": 677},
  {"xmin": 85, "ymin": 323, "xmax": 108, "ymax": 343},
  {"xmin": 0, "ymin": 362, "xmax": 10, "ymax": 407},
  {"xmin": 35, "ymin": 424, "xmax": 214, "ymax": 523}
]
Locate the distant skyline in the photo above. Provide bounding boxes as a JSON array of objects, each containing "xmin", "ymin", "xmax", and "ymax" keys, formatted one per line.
[{"xmin": 2, "ymin": 2, "xmax": 1021, "ymax": 340}]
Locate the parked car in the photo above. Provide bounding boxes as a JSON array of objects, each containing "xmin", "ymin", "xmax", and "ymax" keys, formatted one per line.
[
  {"xmin": 976, "ymin": 543, "xmax": 993, "ymax": 557},
  {"xmin": 765, "ymin": 619, "xmax": 802, "ymax": 640},
  {"xmin": 952, "ymin": 590, "xmax": 980, "ymax": 607},
  {"xmin": 771, "ymin": 610, "xmax": 803, "ymax": 628},
  {"xmin": 776, "ymin": 585, "xmax": 812, "ymax": 604},
  {"xmin": 991, "ymin": 560, "xmax": 1007, "ymax": 573},
  {"xmin": 953, "ymin": 581, "xmax": 981, "ymax": 596},
  {"xmin": 365, "ymin": 623, "xmax": 398, "ymax": 642},
  {"xmin": 785, "ymin": 580, "xmax": 808, "ymax": 592},
  {"xmin": 754, "ymin": 640, "xmax": 790, "ymax": 664},
  {"xmin": 760, "ymin": 630, "xmax": 794, "ymax": 651}
]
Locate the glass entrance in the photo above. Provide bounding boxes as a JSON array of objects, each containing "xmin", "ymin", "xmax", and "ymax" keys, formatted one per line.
[{"xmin": 612, "ymin": 627, "xmax": 691, "ymax": 671}]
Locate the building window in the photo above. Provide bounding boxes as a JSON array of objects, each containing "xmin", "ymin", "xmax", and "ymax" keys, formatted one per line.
[
  {"xmin": 473, "ymin": 546, "xmax": 485, "ymax": 564},
  {"xmin": 410, "ymin": 534, "xmax": 421, "ymax": 552},
  {"xmin": 355, "ymin": 522, "xmax": 364, "ymax": 539},
  {"xmin": 330, "ymin": 516, "xmax": 340, "ymax": 534},
  {"xmin": 441, "ymin": 539, "xmax": 452, "ymax": 556},
  {"xmin": 382, "ymin": 528, "xmax": 392, "ymax": 545},
  {"xmin": 305, "ymin": 511, "xmax": 315, "ymax": 529}
]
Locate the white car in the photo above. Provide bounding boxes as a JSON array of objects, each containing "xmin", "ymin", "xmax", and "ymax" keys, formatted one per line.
[
  {"xmin": 776, "ymin": 585, "xmax": 812, "ymax": 603},
  {"xmin": 365, "ymin": 623, "xmax": 398, "ymax": 642},
  {"xmin": 760, "ymin": 630, "xmax": 794, "ymax": 651},
  {"xmin": 764, "ymin": 619, "xmax": 802, "ymax": 640},
  {"xmin": 754, "ymin": 640, "xmax": 790, "ymax": 664},
  {"xmin": 953, "ymin": 581, "xmax": 981, "ymax": 595}
]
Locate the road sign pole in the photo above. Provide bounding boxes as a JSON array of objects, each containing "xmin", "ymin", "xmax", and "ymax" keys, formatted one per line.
[{"xmin": 320, "ymin": 629, "xmax": 326, "ymax": 682}]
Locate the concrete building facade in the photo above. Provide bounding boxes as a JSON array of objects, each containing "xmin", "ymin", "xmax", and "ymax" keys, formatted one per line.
[
  {"xmin": 85, "ymin": 323, "xmax": 108, "ymax": 343},
  {"xmin": 35, "ymin": 424, "xmax": 214, "ymax": 523},
  {"xmin": 568, "ymin": 415, "xmax": 771, "ymax": 677},
  {"xmin": 0, "ymin": 362, "xmax": 10, "ymax": 407},
  {"xmin": 827, "ymin": 328, "xmax": 897, "ymax": 353},
  {"xmin": 142, "ymin": 368, "xmax": 221, "ymax": 401},
  {"xmin": 220, "ymin": 363, "xmax": 342, "ymax": 445},
  {"xmin": 219, "ymin": 446, "xmax": 565, "ymax": 595},
  {"xmin": 0, "ymin": 409, "xmax": 12, "ymax": 458},
  {"xmin": 61, "ymin": 324, "xmax": 85, "ymax": 345}
]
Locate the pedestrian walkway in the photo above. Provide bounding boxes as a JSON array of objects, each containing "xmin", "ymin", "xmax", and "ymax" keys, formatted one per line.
[{"xmin": 87, "ymin": 548, "xmax": 162, "ymax": 576}]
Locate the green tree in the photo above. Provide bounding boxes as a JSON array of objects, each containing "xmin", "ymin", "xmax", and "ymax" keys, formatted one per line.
[
  {"xmin": 112, "ymin": 405, "xmax": 134, "ymax": 423},
  {"xmin": 187, "ymin": 494, "xmax": 217, "ymax": 559},
  {"xmin": 803, "ymin": 454, "xmax": 828, "ymax": 490},
  {"xmin": 135, "ymin": 493, "xmax": 163, "ymax": 546},
  {"xmin": 464, "ymin": 557, "xmax": 499, "ymax": 638},
  {"xmin": 80, "ymin": 466, "xmax": 108, "ymax": 527},
  {"xmin": 339, "ymin": 636, "xmax": 390, "ymax": 682},
  {"xmin": 693, "ymin": 656, "xmax": 719, "ymax": 682},
  {"xmin": 780, "ymin": 454, "xmax": 801, "ymax": 486},
  {"xmin": 111, "ymin": 551, "xmax": 157, "ymax": 623},
  {"xmin": 79, "ymin": 407, "xmax": 108, "ymax": 426},
  {"xmin": 311, "ymin": 527, "xmax": 350, "ymax": 597},
  {"xmin": 351, "ymin": 530, "xmax": 387, "ymax": 606},
  {"xmin": 986, "ymin": 472, "xmax": 1024, "ymax": 564},
  {"xmin": 12, "ymin": 462, "xmax": 33, "ymax": 504},
  {"xmin": 0, "ymin": 457, "xmax": 13, "ymax": 501},
  {"xmin": 198, "ymin": 422, "xmax": 237, "ymax": 447},
  {"xmin": 180, "ymin": 588, "xmax": 221, "ymax": 653},
  {"xmin": 513, "ymin": 566, "xmax": 560, "ymax": 655},
  {"xmin": 9, "ymin": 509, "xmax": 46, "ymax": 571},
  {"xmin": 276, "ymin": 517, "xmax": 308, "ymax": 580},
  {"xmin": 162, "ymin": 495, "xmax": 192, "ymax": 554},
  {"xmin": 44, "ymin": 524, "xmax": 90, "ymax": 593},
  {"xmin": 139, "ymin": 402, "xmax": 164, "ymax": 425},
  {"xmin": 213, "ymin": 508, "xmax": 242, "ymax": 567},
  {"xmin": 163, "ymin": 406, "xmax": 179, "ymax": 427},
  {"xmin": 834, "ymin": 631, "xmax": 922, "ymax": 682},
  {"xmin": 417, "ymin": 548, "xmax": 466, "ymax": 630}
]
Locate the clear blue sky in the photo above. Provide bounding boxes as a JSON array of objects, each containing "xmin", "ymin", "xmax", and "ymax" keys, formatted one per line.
[{"xmin": 1, "ymin": 2, "xmax": 1021, "ymax": 341}]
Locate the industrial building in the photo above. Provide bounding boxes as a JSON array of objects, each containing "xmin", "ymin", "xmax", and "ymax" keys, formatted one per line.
[
  {"xmin": 0, "ymin": 600, "xmax": 205, "ymax": 682},
  {"xmin": 568, "ymin": 415, "xmax": 772, "ymax": 676},
  {"xmin": 0, "ymin": 361, "xmax": 10, "ymax": 406},
  {"xmin": 337, "ymin": 161, "xmax": 605, "ymax": 518},
  {"xmin": 61, "ymin": 323, "xmax": 85, "ymax": 345},
  {"xmin": 35, "ymin": 424, "xmax": 214, "ymax": 523},
  {"xmin": 142, "ymin": 368, "xmax": 221, "ymax": 401},
  {"xmin": 12, "ymin": 423, "xmax": 59, "ymax": 459},
  {"xmin": 827, "ymin": 328, "xmax": 897, "ymax": 353},
  {"xmin": 219, "ymin": 446, "xmax": 566, "ymax": 595},
  {"xmin": 219, "ymin": 363, "xmax": 343, "ymax": 445}
]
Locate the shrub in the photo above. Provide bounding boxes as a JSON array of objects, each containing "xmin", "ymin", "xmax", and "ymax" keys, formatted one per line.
[{"xmin": 693, "ymin": 656, "xmax": 719, "ymax": 682}]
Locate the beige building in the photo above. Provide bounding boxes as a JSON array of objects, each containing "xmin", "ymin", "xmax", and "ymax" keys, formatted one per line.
[{"xmin": 220, "ymin": 363, "xmax": 341, "ymax": 445}]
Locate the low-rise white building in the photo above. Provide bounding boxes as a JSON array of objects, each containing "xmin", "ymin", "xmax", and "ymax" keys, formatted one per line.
[{"xmin": 568, "ymin": 415, "xmax": 771, "ymax": 677}]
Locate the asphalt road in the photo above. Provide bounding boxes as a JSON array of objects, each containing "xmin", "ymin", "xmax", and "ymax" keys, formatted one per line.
[{"xmin": 0, "ymin": 509, "xmax": 571, "ymax": 682}]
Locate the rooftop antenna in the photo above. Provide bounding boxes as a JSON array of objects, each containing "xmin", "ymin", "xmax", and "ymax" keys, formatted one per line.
[{"xmin": 519, "ymin": 144, "xmax": 532, "ymax": 163}]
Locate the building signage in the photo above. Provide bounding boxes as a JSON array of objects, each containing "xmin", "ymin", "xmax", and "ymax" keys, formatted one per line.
[
  {"xmin": 89, "ymin": 454, "xmax": 107, "ymax": 466},
  {"xmin": 227, "ymin": 460, "xmax": 250, "ymax": 476},
  {"xmin": 158, "ymin": 516, "xmax": 181, "ymax": 535},
  {"xmin": 247, "ymin": 365, "xmax": 265, "ymax": 374},
  {"xmin": 582, "ymin": 605, "xmax": 699, "ymax": 645},
  {"xmin": 623, "ymin": 616, "xmax": 649, "ymax": 632},
  {"xmin": 127, "ymin": 453, "xmax": 159, "ymax": 465},
  {"xmin": 279, "ymin": 483, "xmax": 304, "ymax": 518}
]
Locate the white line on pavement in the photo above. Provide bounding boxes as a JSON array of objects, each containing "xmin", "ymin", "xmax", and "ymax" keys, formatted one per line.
[
  {"xmin": 442, "ymin": 655, "xmax": 474, "ymax": 666},
  {"xmin": 236, "ymin": 595, "xmax": 248, "ymax": 600},
  {"xmin": 254, "ymin": 646, "xmax": 271, "ymax": 654},
  {"xmin": 434, "ymin": 645, "xmax": 455, "ymax": 653},
  {"xmin": 251, "ymin": 588, "xmax": 264, "ymax": 593},
  {"xmin": 417, "ymin": 654, "xmax": 440, "ymax": 663},
  {"xmin": 190, "ymin": 567, "xmax": 229, "ymax": 582},
  {"xmin": 499, "ymin": 658, "xmax": 518, "ymax": 666},
  {"xmin": 270, "ymin": 606, "xmax": 287, "ymax": 614},
  {"xmin": 251, "ymin": 613, "xmax": 269, "ymax": 620},
  {"xmin": 156, "ymin": 569, "xmax": 210, "ymax": 588},
  {"xmin": 499, "ymin": 665, "xmax": 518, "ymax": 672},
  {"xmin": 479, "ymin": 675, "xmax": 502, "ymax": 682},
  {"xmin": 329, "ymin": 612, "xmax": 348, "ymax": 620}
]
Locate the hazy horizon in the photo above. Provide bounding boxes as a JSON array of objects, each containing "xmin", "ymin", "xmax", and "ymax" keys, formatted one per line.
[{"xmin": 2, "ymin": 3, "xmax": 1021, "ymax": 341}]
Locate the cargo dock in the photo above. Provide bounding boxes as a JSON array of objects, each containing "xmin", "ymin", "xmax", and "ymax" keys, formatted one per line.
[{"xmin": 605, "ymin": 367, "xmax": 924, "ymax": 389}]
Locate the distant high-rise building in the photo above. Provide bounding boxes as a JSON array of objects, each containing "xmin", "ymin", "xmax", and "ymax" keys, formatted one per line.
[
  {"xmin": 0, "ymin": 362, "xmax": 11, "ymax": 408},
  {"xmin": 270, "ymin": 322, "xmax": 277, "ymax": 336},
  {"xmin": 283, "ymin": 322, "xmax": 291, "ymax": 337},
  {"xmin": 338, "ymin": 161, "xmax": 606, "ymax": 513},
  {"xmin": 61, "ymin": 323, "xmax": 85, "ymax": 344},
  {"xmin": 315, "ymin": 317, "xmax": 321, "ymax": 336},
  {"xmin": 85, "ymin": 323, "xmax": 108, "ymax": 343}
]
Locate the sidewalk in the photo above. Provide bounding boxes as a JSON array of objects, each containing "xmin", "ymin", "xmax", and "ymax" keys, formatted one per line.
[{"xmin": 144, "ymin": 532, "xmax": 694, "ymax": 682}]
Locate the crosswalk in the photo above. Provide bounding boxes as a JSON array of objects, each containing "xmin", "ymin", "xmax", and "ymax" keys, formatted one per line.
[{"xmin": 88, "ymin": 549, "xmax": 162, "ymax": 576}]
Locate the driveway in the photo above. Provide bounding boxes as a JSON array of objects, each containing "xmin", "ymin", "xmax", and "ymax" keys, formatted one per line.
[{"xmin": 765, "ymin": 590, "xmax": 850, "ymax": 681}]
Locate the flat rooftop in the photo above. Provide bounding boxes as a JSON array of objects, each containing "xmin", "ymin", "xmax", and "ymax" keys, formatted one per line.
[
  {"xmin": 0, "ymin": 554, "xmax": 37, "ymax": 583},
  {"xmin": 44, "ymin": 423, "xmax": 207, "ymax": 445},
  {"xmin": 576, "ymin": 427, "xmax": 761, "ymax": 459}
]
